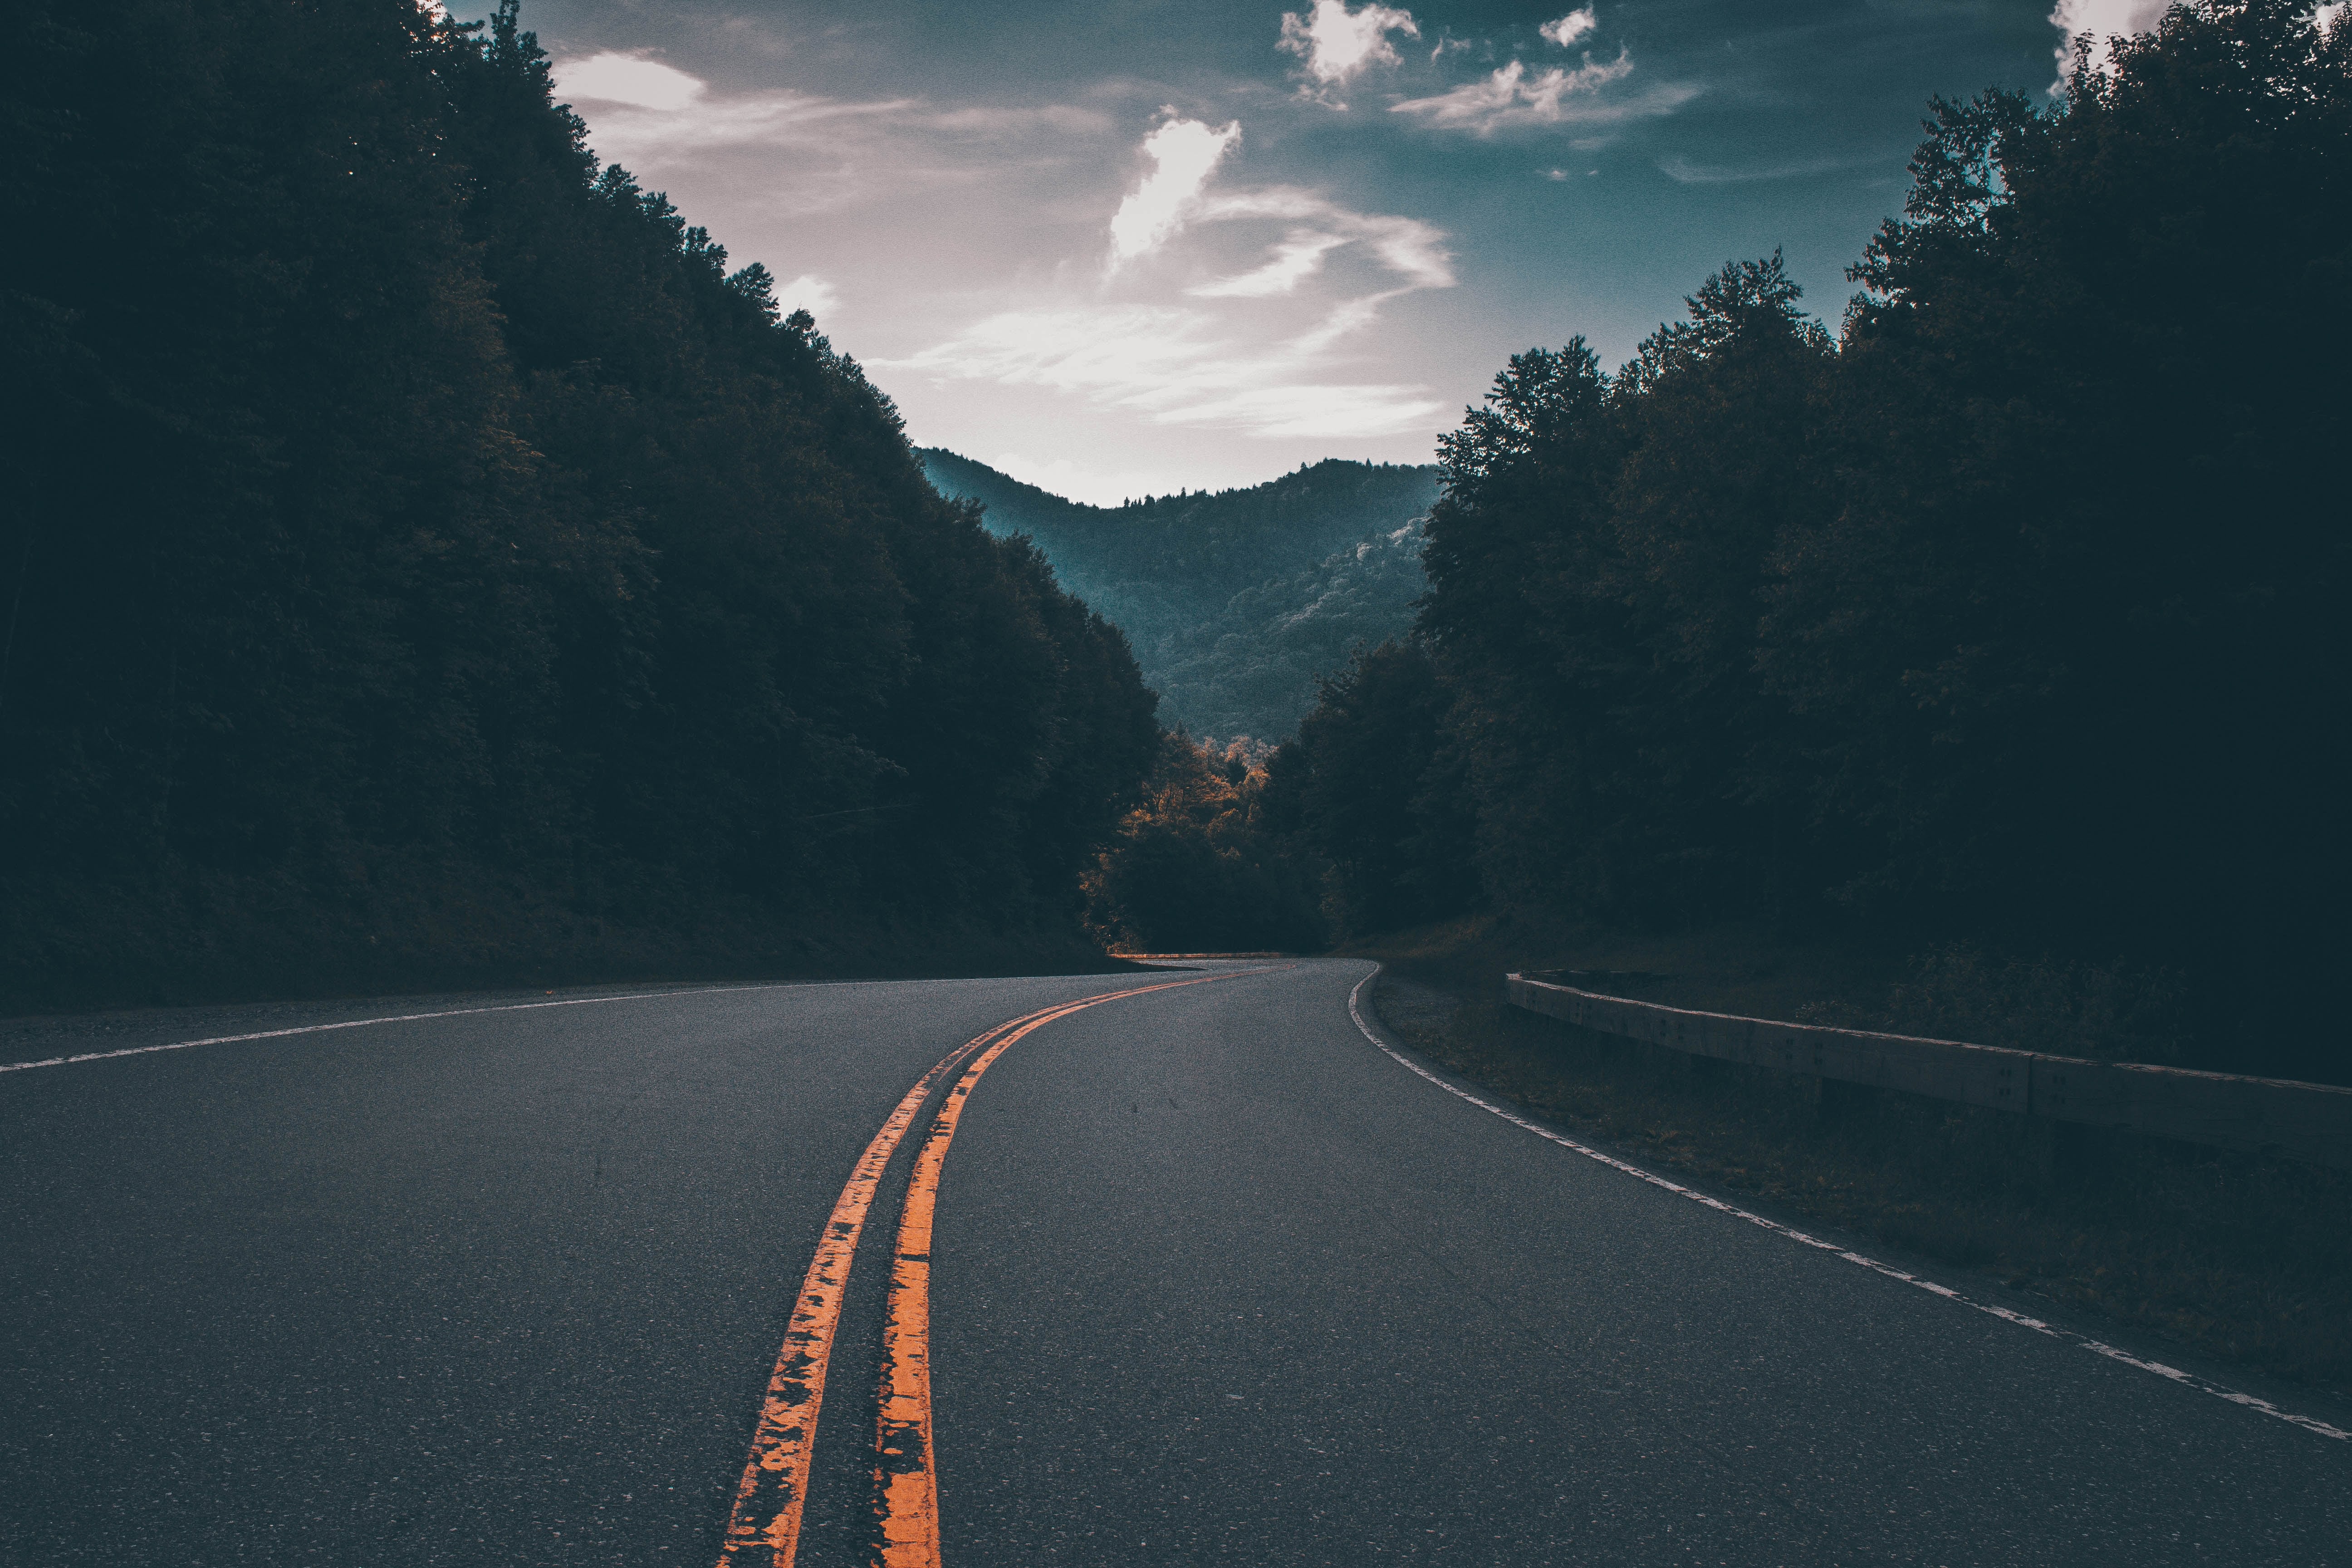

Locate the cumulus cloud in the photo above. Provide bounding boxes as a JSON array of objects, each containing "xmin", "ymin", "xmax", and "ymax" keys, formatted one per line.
[
  {"xmin": 1392, "ymin": 50, "xmax": 1639, "ymax": 132},
  {"xmin": 1540, "ymin": 8, "xmax": 1597, "ymax": 46},
  {"xmin": 1108, "ymin": 114, "xmax": 1243, "ymax": 267},
  {"xmin": 1279, "ymin": 0, "xmax": 1421, "ymax": 104},
  {"xmin": 558, "ymin": 50, "xmax": 706, "ymax": 111},
  {"xmin": 2047, "ymin": 0, "xmax": 2169, "ymax": 82}
]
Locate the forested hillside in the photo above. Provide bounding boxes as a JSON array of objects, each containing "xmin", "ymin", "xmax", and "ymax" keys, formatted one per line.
[
  {"xmin": 0, "ymin": 0, "xmax": 1159, "ymax": 1006},
  {"xmin": 1118, "ymin": 0, "xmax": 2352, "ymax": 1084},
  {"xmin": 920, "ymin": 451, "xmax": 1437, "ymax": 740}
]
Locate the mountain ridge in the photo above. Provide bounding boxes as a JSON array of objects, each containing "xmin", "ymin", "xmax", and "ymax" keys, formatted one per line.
[{"xmin": 918, "ymin": 449, "xmax": 1439, "ymax": 742}]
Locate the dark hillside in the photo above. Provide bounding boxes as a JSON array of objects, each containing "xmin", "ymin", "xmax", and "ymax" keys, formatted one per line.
[
  {"xmin": 920, "ymin": 451, "xmax": 1438, "ymax": 740},
  {"xmin": 0, "ymin": 0, "xmax": 1158, "ymax": 1008}
]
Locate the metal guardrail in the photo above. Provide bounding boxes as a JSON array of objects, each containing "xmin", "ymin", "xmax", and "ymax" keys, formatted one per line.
[{"xmin": 1505, "ymin": 973, "xmax": 2352, "ymax": 1170}]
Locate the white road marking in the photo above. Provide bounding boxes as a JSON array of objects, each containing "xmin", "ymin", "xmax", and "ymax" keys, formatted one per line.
[
  {"xmin": 1345, "ymin": 968, "xmax": 2351, "ymax": 1443},
  {"xmin": 0, "ymin": 982, "xmax": 810, "ymax": 1074}
]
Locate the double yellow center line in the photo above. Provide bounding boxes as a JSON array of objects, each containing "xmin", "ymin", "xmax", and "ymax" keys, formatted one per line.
[{"xmin": 715, "ymin": 968, "xmax": 1277, "ymax": 1568}]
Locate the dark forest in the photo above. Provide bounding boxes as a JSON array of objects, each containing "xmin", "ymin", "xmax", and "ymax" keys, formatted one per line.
[
  {"xmin": 1120, "ymin": 0, "xmax": 2351, "ymax": 1083},
  {"xmin": 0, "ymin": 0, "xmax": 1160, "ymax": 1005}
]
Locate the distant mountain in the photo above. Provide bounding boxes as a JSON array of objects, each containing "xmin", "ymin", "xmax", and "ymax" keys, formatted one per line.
[{"xmin": 919, "ymin": 451, "xmax": 1439, "ymax": 742}]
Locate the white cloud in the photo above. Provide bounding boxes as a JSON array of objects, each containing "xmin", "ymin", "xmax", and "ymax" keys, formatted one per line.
[
  {"xmin": 1187, "ymin": 231, "xmax": 1349, "ymax": 298},
  {"xmin": 1195, "ymin": 188, "xmax": 1457, "ymax": 290},
  {"xmin": 552, "ymin": 54, "xmax": 1083, "ymax": 219},
  {"xmin": 1142, "ymin": 382, "xmax": 1444, "ymax": 440},
  {"xmin": 1540, "ymin": 8, "xmax": 1597, "ymax": 46},
  {"xmin": 1108, "ymin": 114, "xmax": 1243, "ymax": 267},
  {"xmin": 1283, "ymin": 290, "xmax": 1406, "ymax": 355},
  {"xmin": 550, "ymin": 52, "xmax": 914, "ymax": 168},
  {"xmin": 1278, "ymin": 0, "xmax": 1421, "ymax": 103},
  {"xmin": 2047, "ymin": 0, "xmax": 2170, "ymax": 83},
  {"xmin": 1392, "ymin": 51, "xmax": 1639, "ymax": 133},
  {"xmin": 775, "ymin": 274, "xmax": 839, "ymax": 318},
  {"xmin": 890, "ymin": 111, "xmax": 1456, "ymax": 446},
  {"xmin": 883, "ymin": 303, "xmax": 1442, "ymax": 441},
  {"xmin": 2320, "ymin": 0, "xmax": 2349, "ymax": 33},
  {"xmin": 555, "ymin": 51, "xmax": 707, "ymax": 112}
]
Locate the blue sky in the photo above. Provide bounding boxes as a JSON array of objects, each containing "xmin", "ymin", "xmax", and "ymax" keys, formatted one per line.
[{"xmin": 514, "ymin": 0, "xmax": 2158, "ymax": 501}]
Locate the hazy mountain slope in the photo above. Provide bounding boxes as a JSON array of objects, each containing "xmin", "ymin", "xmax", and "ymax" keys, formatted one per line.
[{"xmin": 920, "ymin": 450, "xmax": 1438, "ymax": 741}]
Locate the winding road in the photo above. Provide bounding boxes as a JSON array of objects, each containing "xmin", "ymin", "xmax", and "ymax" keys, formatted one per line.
[{"xmin": 3, "ymin": 958, "xmax": 2346, "ymax": 1565}]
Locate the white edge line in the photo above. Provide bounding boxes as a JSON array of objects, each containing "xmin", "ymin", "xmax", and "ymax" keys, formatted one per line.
[
  {"xmin": 0, "ymin": 981, "xmax": 828, "ymax": 1075},
  {"xmin": 0, "ymin": 965, "xmax": 1276, "ymax": 1077},
  {"xmin": 1344, "ymin": 967, "xmax": 2351, "ymax": 1444}
]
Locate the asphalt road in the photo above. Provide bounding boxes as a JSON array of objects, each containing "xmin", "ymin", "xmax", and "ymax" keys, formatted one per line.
[{"xmin": 3, "ymin": 959, "xmax": 2346, "ymax": 1566}]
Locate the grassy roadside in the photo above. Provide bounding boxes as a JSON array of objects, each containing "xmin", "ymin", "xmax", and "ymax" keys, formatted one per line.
[{"xmin": 1358, "ymin": 916, "xmax": 2352, "ymax": 1398}]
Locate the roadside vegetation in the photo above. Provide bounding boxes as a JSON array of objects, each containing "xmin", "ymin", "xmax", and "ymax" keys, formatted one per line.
[{"xmin": 1083, "ymin": 734, "xmax": 1325, "ymax": 955}]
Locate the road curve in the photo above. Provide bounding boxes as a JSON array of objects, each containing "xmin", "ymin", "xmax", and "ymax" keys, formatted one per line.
[{"xmin": 3, "ymin": 959, "xmax": 2346, "ymax": 1565}]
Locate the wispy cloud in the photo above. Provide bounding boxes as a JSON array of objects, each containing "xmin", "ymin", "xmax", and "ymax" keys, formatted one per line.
[
  {"xmin": 884, "ymin": 154, "xmax": 1457, "ymax": 444},
  {"xmin": 884, "ymin": 305, "xmax": 1442, "ymax": 439},
  {"xmin": 1657, "ymin": 152, "xmax": 1870, "ymax": 185},
  {"xmin": 1540, "ymin": 9, "xmax": 1597, "ymax": 47},
  {"xmin": 1108, "ymin": 114, "xmax": 1244, "ymax": 267},
  {"xmin": 562, "ymin": 90, "xmax": 912, "ymax": 162},
  {"xmin": 1186, "ymin": 231, "xmax": 1349, "ymax": 298},
  {"xmin": 559, "ymin": 50, "xmax": 706, "ymax": 111},
  {"xmin": 1392, "ymin": 51, "xmax": 1642, "ymax": 133},
  {"xmin": 549, "ymin": 52, "xmax": 1092, "ymax": 208},
  {"xmin": 1194, "ymin": 188, "xmax": 1456, "ymax": 290},
  {"xmin": 1279, "ymin": 0, "xmax": 1421, "ymax": 105}
]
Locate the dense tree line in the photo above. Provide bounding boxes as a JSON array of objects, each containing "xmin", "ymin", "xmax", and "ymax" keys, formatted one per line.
[
  {"xmin": 1083, "ymin": 734, "xmax": 1325, "ymax": 954},
  {"xmin": 1265, "ymin": 0, "xmax": 2350, "ymax": 1079},
  {"xmin": 0, "ymin": 0, "xmax": 1158, "ymax": 1004},
  {"xmin": 921, "ymin": 451, "xmax": 1436, "ymax": 740}
]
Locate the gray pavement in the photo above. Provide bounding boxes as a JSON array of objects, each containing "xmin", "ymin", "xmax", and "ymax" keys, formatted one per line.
[{"xmin": 3, "ymin": 959, "xmax": 2346, "ymax": 1566}]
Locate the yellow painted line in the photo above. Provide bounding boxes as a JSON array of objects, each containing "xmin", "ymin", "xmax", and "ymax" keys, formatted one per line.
[
  {"xmin": 871, "ymin": 966, "xmax": 1285, "ymax": 1568},
  {"xmin": 714, "ymin": 980, "xmax": 1217, "ymax": 1568}
]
